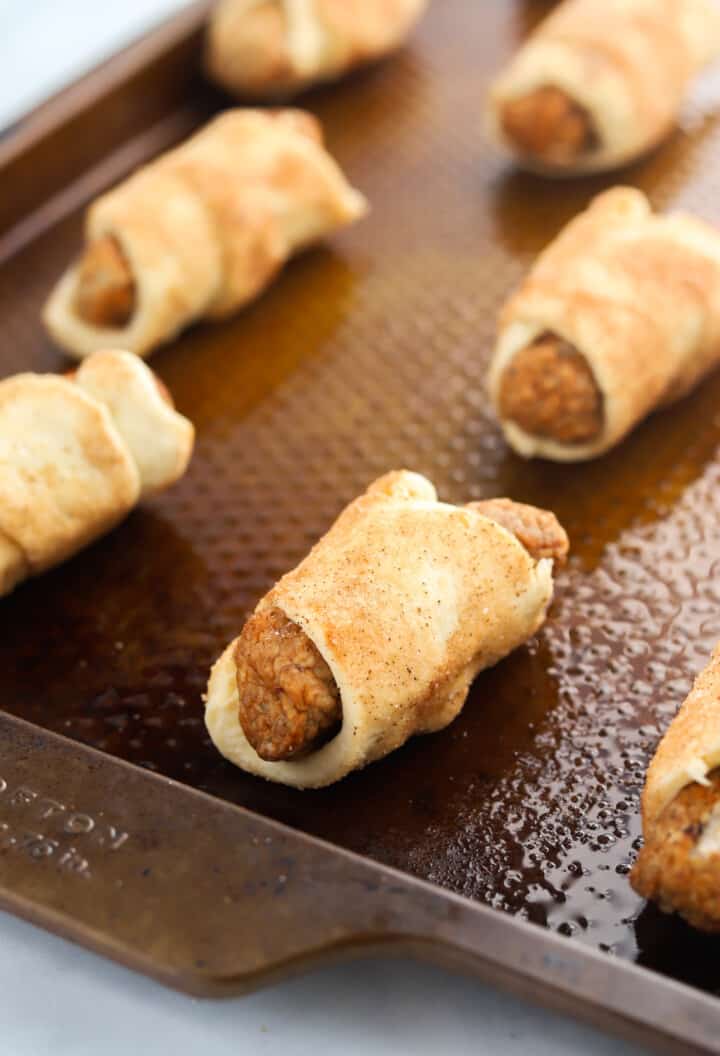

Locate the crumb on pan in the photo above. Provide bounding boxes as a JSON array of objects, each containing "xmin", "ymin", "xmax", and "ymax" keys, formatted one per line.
[{"xmin": 468, "ymin": 498, "xmax": 569, "ymax": 566}]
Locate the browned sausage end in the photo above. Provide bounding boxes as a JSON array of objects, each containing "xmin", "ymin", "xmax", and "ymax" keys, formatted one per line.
[
  {"xmin": 498, "ymin": 333, "xmax": 604, "ymax": 445},
  {"xmin": 73, "ymin": 235, "xmax": 136, "ymax": 328},
  {"xmin": 500, "ymin": 86, "xmax": 597, "ymax": 165}
]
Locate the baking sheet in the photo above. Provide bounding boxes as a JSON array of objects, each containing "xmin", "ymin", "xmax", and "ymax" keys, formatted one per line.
[{"xmin": 1, "ymin": 0, "xmax": 720, "ymax": 1003}]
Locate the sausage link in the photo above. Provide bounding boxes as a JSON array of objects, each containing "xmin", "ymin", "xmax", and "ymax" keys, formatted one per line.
[
  {"xmin": 469, "ymin": 498, "xmax": 569, "ymax": 566},
  {"xmin": 73, "ymin": 236, "xmax": 136, "ymax": 328},
  {"xmin": 498, "ymin": 333, "xmax": 604, "ymax": 444},
  {"xmin": 501, "ymin": 86, "xmax": 596, "ymax": 164},
  {"xmin": 631, "ymin": 771, "xmax": 720, "ymax": 933},
  {"xmin": 235, "ymin": 606, "xmax": 341, "ymax": 762}
]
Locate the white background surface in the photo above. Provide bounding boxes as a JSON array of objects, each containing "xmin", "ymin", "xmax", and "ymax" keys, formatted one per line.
[{"xmin": 0, "ymin": 3, "xmax": 654, "ymax": 1053}]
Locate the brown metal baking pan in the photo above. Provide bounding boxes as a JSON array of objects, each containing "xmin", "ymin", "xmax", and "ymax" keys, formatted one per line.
[{"xmin": 1, "ymin": 1, "xmax": 720, "ymax": 1051}]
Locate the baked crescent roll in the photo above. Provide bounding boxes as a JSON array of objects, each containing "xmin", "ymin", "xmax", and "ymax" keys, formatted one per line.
[
  {"xmin": 205, "ymin": 471, "xmax": 567, "ymax": 789},
  {"xmin": 0, "ymin": 350, "xmax": 194, "ymax": 597},
  {"xmin": 631, "ymin": 644, "xmax": 720, "ymax": 931},
  {"xmin": 488, "ymin": 0, "xmax": 720, "ymax": 174},
  {"xmin": 205, "ymin": 0, "xmax": 429, "ymax": 99},
  {"xmin": 43, "ymin": 109, "xmax": 367, "ymax": 360},
  {"xmin": 488, "ymin": 187, "xmax": 720, "ymax": 462}
]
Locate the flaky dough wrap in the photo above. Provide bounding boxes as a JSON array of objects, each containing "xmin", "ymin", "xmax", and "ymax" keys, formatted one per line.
[
  {"xmin": 0, "ymin": 350, "xmax": 194, "ymax": 597},
  {"xmin": 488, "ymin": 0, "xmax": 720, "ymax": 174},
  {"xmin": 631, "ymin": 644, "xmax": 720, "ymax": 930},
  {"xmin": 43, "ymin": 109, "xmax": 367, "ymax": 360},
  {"xmin": 642, "ymin": 645, "xmax": 720, "ymax": 825},
  {"xmin": 489, "ymin": 187, "xmax": 720, "ymax": 461},
  {"xmin": 205, "ymin": 470, "xmax": 558, "ymax": 788},
  {"xmin": 205, "ymin": 0, "xmax": 428, "ymax": 99}
]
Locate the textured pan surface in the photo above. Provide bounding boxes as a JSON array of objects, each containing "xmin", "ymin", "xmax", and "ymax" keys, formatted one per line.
[{"xmin": 1, "ymin": 0, "xmax": 720, "ymax": 1000}]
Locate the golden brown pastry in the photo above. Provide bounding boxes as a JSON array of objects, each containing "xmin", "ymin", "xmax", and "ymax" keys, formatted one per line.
[
  {"xmin": 231, "ymin": 497, "xmax": 568, "ymax": 765},
  {"xmin": 632, "ymin": 644, "xmax": 720, "ymax": 931},
  {"xmin": 488, "ymin": 0, "xmax": 720, "ymax": 174},
  {"xmin": 488, "ymin": 187, "xmax": 720, "ymax": 461},
  {"xmin": 496, "ymin": 335, "xmax": 603, "ymax": 446},
  {"xmin": 205, "ymin": 0, "xmax": 429, "ymax": 99},
  {"xmin": 43, "ymin": 109, "xmax": 367, "ymax": 359},
  {"xmin": 205, "ymin": 471, "xmax": 567, "ymax": 787},
  {"xmin": 0, "ymin": 350, "xmax": 194, "ymax": 597}
]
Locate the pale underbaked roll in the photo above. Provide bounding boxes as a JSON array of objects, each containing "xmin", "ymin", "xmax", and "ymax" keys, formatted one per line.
[
  {"xmin": 631, "ymin": 644, "xmax": 720, "ymax": 931},
  {"xmin": 205, "ymin": 0, "xmax": 429, "ymax": 99},
  {"xmin": 488, "ymin": 187, "xmax": 720, "ymax": 462},
  {"xmin": 488, "ymin": 0, "xmax": 720, "ymax": 174},
  {"xmin": 43, "ymin": 109, "xmax": 367, "ymax": 360},
  {"xmin": 205, "ymin": 471, "xmax": 567, "ymax": 789},
  {"xmin": 0, "ymin": 350, "xmax": 194, "ymax": 597}
]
